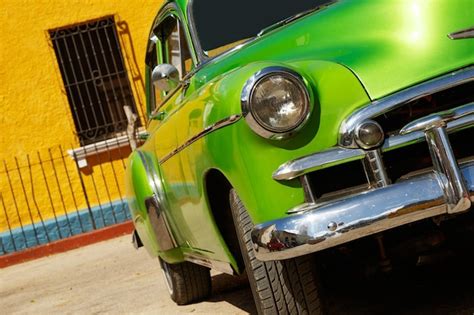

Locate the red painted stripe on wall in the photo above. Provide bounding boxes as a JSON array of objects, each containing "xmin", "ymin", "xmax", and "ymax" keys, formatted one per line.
[{"xmin": 0, "ymin": 221, "xmax": 134, "ymax": 268}]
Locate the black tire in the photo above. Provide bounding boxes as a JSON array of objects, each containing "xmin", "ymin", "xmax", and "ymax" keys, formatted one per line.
[
  {"xmin": 159, "ymin": 258, "xmax": 211, "ymax": 305},
  {"xmin": 230, "ymin": 189, "xmax": 324, "ymax": 315}
]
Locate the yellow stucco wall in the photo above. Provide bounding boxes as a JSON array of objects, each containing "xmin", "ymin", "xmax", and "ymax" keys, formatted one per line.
[{"xmin": 0, "ymin": 0, "xmax": 164, "ymax": 231}]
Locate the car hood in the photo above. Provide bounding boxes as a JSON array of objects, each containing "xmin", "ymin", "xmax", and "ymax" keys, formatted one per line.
[{"xmin": 200, "ymin": 0, "xmax": 474, "ymax": 100}]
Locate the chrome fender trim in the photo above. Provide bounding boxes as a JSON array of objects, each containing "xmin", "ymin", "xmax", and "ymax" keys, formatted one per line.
[
  {"xmin": 160, "ymin": 114, "xmax": 241, "ymax": 163},
  {"xmin": 253, "ymin": 161, "xmax": 473, "ymax": 261}
]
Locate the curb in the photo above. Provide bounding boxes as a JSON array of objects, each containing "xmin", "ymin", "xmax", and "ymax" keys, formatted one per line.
[{"xmin": 0, "ymin": 221, "xmax": 134, "ymax": 268}]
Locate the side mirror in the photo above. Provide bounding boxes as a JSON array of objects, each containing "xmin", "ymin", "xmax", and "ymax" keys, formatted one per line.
[{"xmin": 152, "ymin": 64, "xmax": 180, "ymax": 92}]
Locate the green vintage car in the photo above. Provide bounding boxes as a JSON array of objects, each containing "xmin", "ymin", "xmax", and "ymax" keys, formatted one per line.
[{"xmin": 126, "ymin": 0, "xmax": 474, "ymax": 312}]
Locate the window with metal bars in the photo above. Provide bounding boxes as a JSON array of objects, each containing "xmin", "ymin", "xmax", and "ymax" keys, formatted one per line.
[{"xmin": 49, "ymin": 17, "xmax": 140, "ymax": 146}]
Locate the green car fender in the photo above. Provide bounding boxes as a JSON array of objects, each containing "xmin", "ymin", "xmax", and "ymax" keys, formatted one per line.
[
  {"xmin": 128, "ymin": 58, "xmax": 371, "ymax": 268},
  {"xmin": 125, "ymin": 149, "xmax": 184, "ymax": 263},
  {"xmin": 204, "ymin": 59, "xmax": 371, "ymax": 225}
]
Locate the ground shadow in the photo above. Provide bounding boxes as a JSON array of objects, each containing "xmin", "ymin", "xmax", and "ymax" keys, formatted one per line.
[
  {"xmin": 205, "ymin": 252, "xmax": 474, "ymax": 315},
  {"xmin": 209, "ymin": 272, "xmax": 257, "ymax": 314},
  {"xmin": 325, "ymin": 252, "xmax": 474, "ymax": 315}
]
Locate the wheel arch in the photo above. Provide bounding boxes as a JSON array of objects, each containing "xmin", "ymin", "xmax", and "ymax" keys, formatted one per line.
[{"xmin": 203, "ymin": 168, "xmax": 245, "ymax": 273}]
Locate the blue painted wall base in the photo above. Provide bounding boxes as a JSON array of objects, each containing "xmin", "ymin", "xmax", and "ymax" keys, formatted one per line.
[{"xmin": 0, "ymin": 200, "xmax": 131, "ymax": 255}]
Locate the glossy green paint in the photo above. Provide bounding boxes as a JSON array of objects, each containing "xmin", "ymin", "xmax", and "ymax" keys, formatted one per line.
[
  {"xmin": 189, "ymin": 0, "xmax": 474, "ymax": 99},
  {"xmin": 125, "ymin": 149, "xmax": 184, "ymax": 263},
  {"xmin": 132, "ymin": 59, "xmax": 370, "ymax": 267},
  {"xmin": 179, "ymin": 60, "xmax": 371, "ymax": 223},
  {"xmin": 127, "ymin": 0, "xmax": 474, "ymax": 268}
]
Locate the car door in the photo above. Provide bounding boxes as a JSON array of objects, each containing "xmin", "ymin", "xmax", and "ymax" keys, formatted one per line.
[
  {"xmin": 148, "ymin": 10, "xmax": 234, "ymax": 262},
  {"xmin": 146, "ymin": 13, "xmax": 196, "ymax": 248},
  {"xmin": 147, "ymin": 14, "xmax": 193, "ymax": 159}
]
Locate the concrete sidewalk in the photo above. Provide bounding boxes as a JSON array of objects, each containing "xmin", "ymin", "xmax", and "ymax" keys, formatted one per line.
[{"xmin": 0, "ymin": 236, "xmax": 254, "ymax": 314}]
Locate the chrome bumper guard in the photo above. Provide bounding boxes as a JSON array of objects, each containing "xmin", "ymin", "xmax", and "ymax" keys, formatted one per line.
[
  {"xmin": 253, "ymin": 161, "xmax": 473, "ymax": 261},
  {"xmin": 252, "ymin": 97, "xmax": 474, "ymax": 261}
]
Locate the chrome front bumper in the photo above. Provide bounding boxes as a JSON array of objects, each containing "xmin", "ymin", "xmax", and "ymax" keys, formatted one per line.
[
  {"xmin": 252, "ymin": 69, "xmax": 474, "ymax": 261},
  {"xmin": 252, "ymin": 161, "xmax": 473, "ymax": 261}
]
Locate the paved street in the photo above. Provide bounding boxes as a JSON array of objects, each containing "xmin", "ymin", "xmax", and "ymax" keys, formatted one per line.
[
  {"xmin": 1, "ymin": 235, "xmax": 473, "ymax": 314},
  {"xmin": 1, "ymin": 236, "xmax": 254, "ymax": 314}
]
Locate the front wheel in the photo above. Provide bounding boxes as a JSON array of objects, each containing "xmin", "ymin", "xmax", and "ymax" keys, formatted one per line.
[
  {"xmin": 159, "ymin": 258, "xmax": 211, "ymax": 305},
  {"xmin": 230, "ymin": 189, "xmax": 324, "ymax": 315}
]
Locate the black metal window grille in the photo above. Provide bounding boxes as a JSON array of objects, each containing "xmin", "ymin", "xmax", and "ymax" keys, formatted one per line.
[{"xmin": 50, "ymin": 17, "xmax": 140, "ymax": 146}]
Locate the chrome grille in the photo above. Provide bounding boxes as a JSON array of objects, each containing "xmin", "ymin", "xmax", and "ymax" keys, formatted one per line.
[
  {"xmin": 374, "ymin": 81, "xmax": 474, "ymax": 136},
  {"xmin": 273, "ymin": 67, "xmax": 474, "ymax": 215}
]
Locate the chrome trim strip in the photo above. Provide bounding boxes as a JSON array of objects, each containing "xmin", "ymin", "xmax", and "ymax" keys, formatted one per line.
[
  {"xmin": 274, "ymin": 106, "xmax": 474, "ymax": 180},
  {"xmin": 400, "ymin": 103, "xmax": 474, "ymax": 134},
  {"xmin": 383, "ymin": 113, "xmax": 473, "ymax": 151},
  {"xmin": 186, "ymin": 0, "xmax": 207, "ymax": 64},
  {"xmin": 253, "ymin": 161, "xmax": 474, "ymax": 261},
  {"xmin": 160, "ymin": 114, "xmax": 242, "ymax": 163},
  {"xmin": 339, "ymin": 66, "xmax": 474, "ymax": 148},
  {"xmin": 146, "ymin": 3, "xmax": 200, "ymax": 117},
  {"xmin": 448, "ymin": 26, "xmax": 474, "ymax": 40},
  {"xmin": 148, "ymin": 2, "xmax": 199, "ymax": 66},
  {"xmin": 273, "ymin": 146, "xmax": 365, "ymax": 180}
]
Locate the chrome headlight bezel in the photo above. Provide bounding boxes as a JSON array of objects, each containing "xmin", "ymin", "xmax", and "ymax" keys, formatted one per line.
[
  {"xmin": 354, "ymin": 120, "xmax": 385, "ymax": 149},
  {"xmin": 241, "ymin": 67, "xmax": 311, "ymax": 139}
]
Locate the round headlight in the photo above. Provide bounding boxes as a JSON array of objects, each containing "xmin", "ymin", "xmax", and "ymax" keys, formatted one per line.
[{"xmin": 242, "ymin": 67, "xmax": 310, "ymax": 139}]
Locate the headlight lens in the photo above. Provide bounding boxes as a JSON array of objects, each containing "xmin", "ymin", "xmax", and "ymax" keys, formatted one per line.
[{"xmin": 242, "ymin": 68, "xmax": 310, "ymax": 139}]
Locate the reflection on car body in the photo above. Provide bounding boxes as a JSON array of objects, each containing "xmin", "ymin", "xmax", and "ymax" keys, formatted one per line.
[{"xmin": 125, "ymin": 0, "xmax": 474, "ymax": 312}]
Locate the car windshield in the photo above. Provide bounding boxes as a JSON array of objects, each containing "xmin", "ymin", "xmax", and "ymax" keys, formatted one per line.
[{"xmin": 191, "ymin": 0, "xmax": 334, "ymax": 58}]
